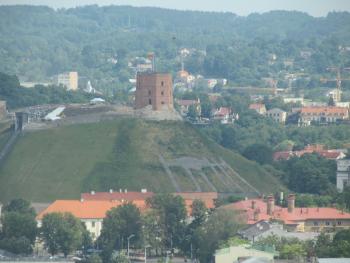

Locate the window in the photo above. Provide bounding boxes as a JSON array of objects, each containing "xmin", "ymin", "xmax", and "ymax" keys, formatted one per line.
[
  {"xmin": 161, "ymin": 91, "xmax": 164, "ymax": 95},
  {"xmin": 325, "ymin": 221, "xmax": 330, "ymax": 226},
  {"xmin": 161, "ymin": 81, "xmax": 164, "ymax": 86},
  {"xmin": 148, "ymin": 90, "xmax": 151, "ymax": 95},
  {"xmin": 313, "ymin": 221, "xmax": 318, "ymax": 226},
  {"xmin": 149, "ymin": 99, "xmax": 152, "ymax": 105},
  {"xmin": 338, "ymin": 221, "xmax": 342, "ymax": 225},
  {"xmin": 92, "ymin": 221, "xmax": 95, "ymax": 227},
  {"xmin": 161, "ymin": 101, "xmax": 165, "ymax": 105}
]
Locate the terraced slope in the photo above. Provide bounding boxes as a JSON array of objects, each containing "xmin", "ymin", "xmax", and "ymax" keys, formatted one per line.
[{"xmin": 0, "ymin": 118, "xmax": 284, "ymax": 202}]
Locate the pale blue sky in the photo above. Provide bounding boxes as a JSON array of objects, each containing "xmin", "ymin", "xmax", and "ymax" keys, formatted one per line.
[{"xmin": 0, "ymin": 0, "xmax": 350, "ymax": 16}]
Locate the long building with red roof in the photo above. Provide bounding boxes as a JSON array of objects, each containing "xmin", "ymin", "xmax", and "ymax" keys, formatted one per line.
[
  {"xmin": 222, "ymin": 194, "xmax": 350, "ymax": 232},
  {"xmin": 37, "ymin": 191, "xmax": 218, "ymax": 239}
]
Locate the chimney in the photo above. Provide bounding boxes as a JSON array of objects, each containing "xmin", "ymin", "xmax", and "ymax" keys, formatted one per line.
[
  {"xmin": 109, "ymin": 189, "xmax": 113, "ymax": 193},
  {"xmin": 119, "ymin": 189, "xmax": 122, "ymax": 193},
  {"xmin": 253, "ymin": 209, "xmax": 259, "ymax": 221},
  {"xmin": 251, "ymin": 200, "xmax": 256, "ymax": 209},
  {"xmin": 141, "ymin": 188, "xmax": 147, "ymax": 193},
  {"xmin": 91, "ymin": 190, "xmax": 95, "ymax": 195},
  {"xmin": 80, "ymin": 198, "xmax": 84, "ymax": 202},
  {"xmin": 125, "ymin": 189, "xmax": 128, "ymax": 193},
  {"xmin": 267, "ymin": 195, "xmax": 275, "ymax": 216},
  {"xmin": 288, "ymin": 194, "xmax": 295, "ymax": 213}
]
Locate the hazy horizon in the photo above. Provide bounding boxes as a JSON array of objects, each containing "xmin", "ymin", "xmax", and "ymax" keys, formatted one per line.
[{"xmin": 0, "ymin": 0, "xmax": 350, "ymax": 17}]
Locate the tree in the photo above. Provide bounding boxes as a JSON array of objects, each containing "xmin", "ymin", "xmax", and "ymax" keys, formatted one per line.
[
  {"xmin": 0, "ymin": 199, "xmax": 37, "ymax": 255},
  {"xmin": 243, "ymin": 143, "xmax": 273, "ymax": 165},
  {"xmin": 193, "ymin": 209, "xmax": 240, "ymax": 263},
  {"xmin": 147, "ymin": 194, "xmax": 187, "ymax": 250},
  {"xmin": 187, "ymin": 104, "xmax": 199, "ymax": 120},
  {"xmin": 41, "ymin": 212, "xmax": 84, "ymax": 257},
  {"xmin": 328, "ymin": 96, "xmax": 335, "ymax": 106},
  {"xmin": 98, "ymin": 203, "xmax": 142, "ymax": 262},
  {"xmin": 3, "ymin": 198, "xmax": 35, "ymax": 216}
]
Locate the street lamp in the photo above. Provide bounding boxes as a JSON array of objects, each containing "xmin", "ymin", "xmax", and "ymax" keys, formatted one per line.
[
  {"xmin": 127, "ymin": 234, "xmax": 135, "ymax": 258},
  {"xmin": 144, "ymin": 245, "xmax": 151, "ymax": 263}
]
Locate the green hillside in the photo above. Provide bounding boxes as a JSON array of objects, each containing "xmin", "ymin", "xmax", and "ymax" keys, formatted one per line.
[{"xmin": 0, "ymin": 119, "xmax": 283, "ymax": 202}]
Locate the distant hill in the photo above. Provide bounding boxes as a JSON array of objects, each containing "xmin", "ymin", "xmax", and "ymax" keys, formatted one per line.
[
  {"xmin": 0, "ymin": 119, "xmax": 283, "ymax": 202},
  {"xmin": 0, "ymin": 5, "xmax": 349, "ymax": 86}
]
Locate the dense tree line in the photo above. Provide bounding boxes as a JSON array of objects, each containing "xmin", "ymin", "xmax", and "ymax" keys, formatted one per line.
[
  {"xmin": 0, "ymin": 72, "xmax": 92, "ymax": 109},
  {"xmin": 0, "ymin": 6, "xmax": 350, "ymax": 92}
]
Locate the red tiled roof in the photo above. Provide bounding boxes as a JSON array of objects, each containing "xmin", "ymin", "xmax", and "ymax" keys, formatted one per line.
[
  {"xmin": 300, "ymin": 106, "xmax": 348, "ymax": 115},
  {"xmin": 273, "ymin": 151, "xmax": 293, "ymax": 161},
  {"xmin": 80, "ymin": 191, "xmax": 218, "ymax": 216},
  {"xmin": 213, "ymin": 107, "xmax": 231, "ymax": 116},
  {"xmin": 222, "ymin": 198, "xmax": 350, "ymax": 225},
  {"xmin": 81, "ymin": 191, "xmax": 154, "ymax": 201},
  {"xmin": 36, "ymin": 200, "xmax": 149, "ymax": 220},
  {"xmin": 249, "ymin": 103, "xmax": 265, "ymax": 110}
]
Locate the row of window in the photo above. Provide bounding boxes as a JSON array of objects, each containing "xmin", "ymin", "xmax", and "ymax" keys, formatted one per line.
[
  {"xmin": 313, "ymin": 221, "xmax": 342, "ymax": 226},
  {"xmin": 304, "ymin": 112, "xmax": 345, "ymax": 116},
  {"xmin": 148, "ymin": 90, "xmax": 166, "ymax": 95}
]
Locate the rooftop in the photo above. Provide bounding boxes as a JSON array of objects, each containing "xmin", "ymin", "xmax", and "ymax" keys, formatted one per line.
[{"xmin": 222, "ymin": 198, "xmax": 350, "ymax": 225}]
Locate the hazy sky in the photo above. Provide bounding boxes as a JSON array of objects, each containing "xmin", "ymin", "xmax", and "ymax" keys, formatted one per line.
[{"xmin": 0, "ymin": 0, "xmax": 350, "ymax": 17}]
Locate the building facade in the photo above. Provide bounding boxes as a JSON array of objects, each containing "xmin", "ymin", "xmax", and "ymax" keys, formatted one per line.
[
  {"xmin": 223, "ymin": 194, "xmax": 350, "ymax": 232},
  {"xmin": 135, "ymin": 72, "xmax": 173, "ymax": 110},
  {"xmin": 266, "ymin": 108, "xmax": 287, "ymax": 123},
  {"xmin": 337, "ymin": 159, "xmax": 350, "ymax": 192},
  {"xmin": 300, "ymin": 106, "xmax": 349, "ymax": 124},
  {"xmin": 57, "ymin": 72, "xmax": 78, "ymax": 91},
  {"xmin": 0, "ymin": 101, "xmax": 7, "ymax": 120}
]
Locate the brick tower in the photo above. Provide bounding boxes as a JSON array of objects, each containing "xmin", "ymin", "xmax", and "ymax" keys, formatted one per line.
[{"xmin": 135, "ymin": 72, "xmax": 173, "ymax": 110}]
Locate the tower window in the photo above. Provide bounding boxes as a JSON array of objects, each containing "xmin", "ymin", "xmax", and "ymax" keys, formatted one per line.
[
  {"xmin": 149, "ymin": 99, "xmax": 152, "ymax": 105},
  {"xmin": 161, "ymin": 81, "xmax": 164, "ymax": 86},
  {"xmin": 161, "ymin": 91, "xmax": 164, "ymax": 95},
  {"xmin": 161, "ymin": 101, "xmax": 165, "ymax": 105},
  {"xmin": 148, "ymin": 90, "xmax": 151, "ymax": 95}
]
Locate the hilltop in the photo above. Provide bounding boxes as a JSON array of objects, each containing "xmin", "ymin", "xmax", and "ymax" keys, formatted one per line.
[{"xmin": 0, "ymin": 118, "xmax": 283, "ymax": 202}]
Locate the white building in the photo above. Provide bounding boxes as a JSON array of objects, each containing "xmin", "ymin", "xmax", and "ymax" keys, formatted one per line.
[
  {"xmin": 337, "ymin": 159, "xmax": 350, "ymax": 192},
  {"xmin": 266, "ymin": 108, "xmax": 287, "ymax": 124},
  {"xmin": 56, "ymin": 72, "xmax": 78, "ymax": 91}
]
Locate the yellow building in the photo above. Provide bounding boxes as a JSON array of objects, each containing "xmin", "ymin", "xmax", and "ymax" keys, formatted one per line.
[{"xmin": 57, "ymin": 71, "xmax": 78, "ymax": 91}]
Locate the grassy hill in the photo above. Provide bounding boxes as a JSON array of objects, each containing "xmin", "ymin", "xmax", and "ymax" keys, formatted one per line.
[{"xmin": 0, "ymin": 119, "xmax": 284, "ymax": 202}]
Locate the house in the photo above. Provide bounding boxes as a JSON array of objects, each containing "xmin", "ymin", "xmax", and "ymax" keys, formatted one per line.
[
  {"xmin": 299, "ymin": 106, "xmax": 349, "ymax": 124},
  {"xmin": 215, "ymin": 245, "xmax": 275, "ymax": 263},
  {"xmin": 249, "ymin": 104, "xmax": 267, "ymax": 115},
  {"xmin": 222, "ymin": 194, "xmax": 350, "ymax": 232},
  {"xmin": 336, "ymin": 159, "xmax": 350, "ymax": 192},
  {"xmin": 81, "ymin": 190, "xmax": 218, "ymax": 216},
  {"xmin": 56, "ymin": 72, "xmax": 78, "ymax": 91},
  {"xmin": 212, "ymin": 107, "xmax": 237, "ymax": 124},
  {"xmin": 176, "ymin": 99, "xmax": 201, "ymax": 116},
  {"xmin": 265, "ymin": 108, "xmax": 287, "ymax": 124},
  {"xmin": 328, "ymin": 89, "xmax": 342, "ymax": 103},
  {"xmin": 36, "ymin": 200, "xmax": 148, "ymax": 239},
  {"xmin": 238, "ymin": 221, "xmax": 319, "ymax": 242},
  {"xmin": 273, "ymin": 144, "xmax": 347, "ymax": 161}
]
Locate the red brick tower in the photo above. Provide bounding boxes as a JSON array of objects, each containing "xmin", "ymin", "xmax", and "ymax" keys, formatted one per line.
[{"xmin": 135, "ymin": 72, "xmax": 173, "ymax": 110}]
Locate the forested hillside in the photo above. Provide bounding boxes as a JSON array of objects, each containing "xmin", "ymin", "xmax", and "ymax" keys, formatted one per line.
[{"xmin": 1, "ymin": 5, "xmax": 350, "ymax": 92}]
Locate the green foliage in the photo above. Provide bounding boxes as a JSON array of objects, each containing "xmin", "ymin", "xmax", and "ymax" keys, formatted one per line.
[
  {"xmin": 0, "ymin": 72, "xmax": 92, "ymax": 109},
  {"xmin": 0, "ymin": 199, "xmax": 37, "ymax": 255},
  {"xmin": 243, "ymin": 143, "xmax": 273, "ymax": 165},
  {"xmin": 86, "ymin": 254, "xmax": 103, "ymax": 263},
  {"xmin": 99, "ymin": 203, "xmax": 142, "ymax": 262},
  {"xmin": 276, "ymin": 154, "xmax": 336, "ymax": 194},
  {"xmin": 193, "ymin": 209, "xmax": 240, "ymax": 263},
  {"xmin": 41, "ymin": 212, "xmax": 85, "ymax": 256},
  {"xmin": 147, "ymin": 194, "xmax": 187, "ymax": 249},
  {"xmin": 0, "ymin": 6, "xmax": 350, "ymax": 90},
  {"xmin": 3, "ymin": 198, "xmax": 36, "ymax": 216}
]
